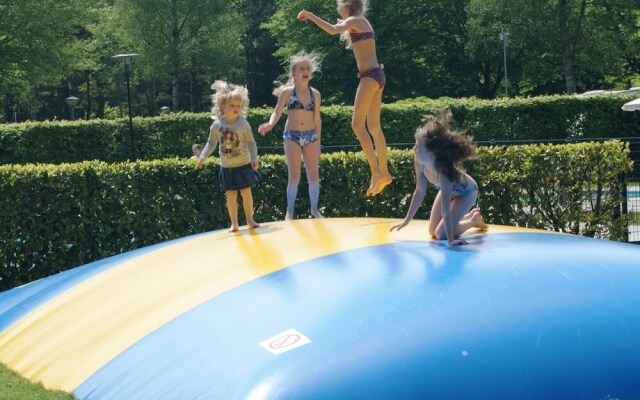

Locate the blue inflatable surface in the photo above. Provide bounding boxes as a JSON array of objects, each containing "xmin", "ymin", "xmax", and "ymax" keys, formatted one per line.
[{"xmin": 1, "ymin": 218, "xmax": 639, "ymax": 399}]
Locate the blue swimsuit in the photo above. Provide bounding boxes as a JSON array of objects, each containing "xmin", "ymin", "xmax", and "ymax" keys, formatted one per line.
[
  {"xmin": 287, "ymin": 86, "xmax": 315, "ymax": 111},
  {"xmin": 283, "ymin": 87, "xmax": 318, "ymax": 147}
]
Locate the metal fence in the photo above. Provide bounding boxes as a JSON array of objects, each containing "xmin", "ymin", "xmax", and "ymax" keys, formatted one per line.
[
  {"xmin": 625, "ymin": 140, "xmax": 640, "ymax": 243},
  {"xmin": 470, "ymin": 137, "xmax": 640, "ymax": 244},
  {"xmin": 258, "ymin": 137, "xmax": 640, "ymax": 243}
]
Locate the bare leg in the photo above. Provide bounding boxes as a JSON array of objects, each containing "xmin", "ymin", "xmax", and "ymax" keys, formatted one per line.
[
  {"xmin": 428, "ymin": 191, "xmax": 444, "ymax": 238},
  {"xmin": 226, "ymin": 190, "xmax": 239, "ymax": 232},
  {"xmin": 302, "ymin": 140, "xmax": 322, "ymax": 218},
  {"xmin": 239, "ymin": 187, "xmax": 259, "ymax": 228},
  {"xmin": 284, "ymin": 140, "xmax": 302, "ymax": 220},
  {"xmin": 468, "ymin": 208, "xmax": 489, "ymax": 229},
  {"xmin": 433, "ymin": 192, "xmax": 479, "ymax": 240},
  {"xmin": 366, "ymin": 86, "xmax": 392, "ymax": 196},
  {"xmin": 352, "ymin": 78, "xmax": 385, "ymax": 195},
  {"xmin": 460, "ymin": 207, "xmax": 489, "ymax": 228},
  {"xmin": 462, "ymin": 207, "xmax": 479, "ymax": 221}
]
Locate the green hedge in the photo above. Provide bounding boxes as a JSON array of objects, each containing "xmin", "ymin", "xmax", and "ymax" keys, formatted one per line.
[
  {"xmin": 1, "ymin": 95, "xmax": 638, "ymax": 164},
  {"xmin": 0, "ymin": 141, "xmax": 631, "ymax": 291}
]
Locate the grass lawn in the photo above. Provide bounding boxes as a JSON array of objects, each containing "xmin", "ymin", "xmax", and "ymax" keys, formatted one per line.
[{"xmin": 0, "ymin": 363, "xmax": 76, "ymax": 400}]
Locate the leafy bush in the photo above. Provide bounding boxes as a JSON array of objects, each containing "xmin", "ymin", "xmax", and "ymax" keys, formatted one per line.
[
  {"xmin": 1, "ymin": 95, "xmax": 638, "ymax": 164},
  {"xmin": 0, "ymin": 141, "xmax": 631, "ymax": 290}
]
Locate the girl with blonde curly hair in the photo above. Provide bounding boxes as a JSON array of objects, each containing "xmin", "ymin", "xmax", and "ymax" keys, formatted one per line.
[{"xmin": 198, "ymin": 80, "xmax": 260, "ymax": 232}]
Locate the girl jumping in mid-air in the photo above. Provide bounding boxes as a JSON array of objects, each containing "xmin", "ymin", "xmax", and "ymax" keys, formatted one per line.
[
  {"xmin": 198, "ymin": 80, "xmax": 260, "ymax": 232},
  {"xmin": 259, "ymin": 51, "xmax": 323, "ymax": 220},
  {"xmin": 390, "ymin": 112, "xmax": 488, "ymax": 246},
  {"xmin": 298, "ymin": 0, "xmax": 392, "ymax": 197}
]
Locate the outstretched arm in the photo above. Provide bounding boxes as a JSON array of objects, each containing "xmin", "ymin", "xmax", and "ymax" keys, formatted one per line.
[
  {"xmin": 297, "ymin": 10, "xmax": 353, "ymax": 35},
  {"xmin": 390, "ymin": 161, "xmax": 428, "ymax": 231}
]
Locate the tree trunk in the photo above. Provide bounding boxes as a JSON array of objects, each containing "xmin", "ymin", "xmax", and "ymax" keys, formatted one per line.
[
  {"xmin": 172, "ymin": 75, "xmax": 179, "ymax": 111},
  {"xmin": 171, "ymin": 0, "xmax": 180, "ymax": 111},
  {"xmin": 558, "ymin": 0, "xmax": 587, "ymax": 94},
  {"xmin": 85, "ymin": 75, "xmax": 92, "ymax": 120},
  {"xmin": 95, "ymin": 78, "xmax": 105, "ymax": 119},
  {"xmin": 189, "ymin": 63, "xmax": 195, "ymax": 112}
]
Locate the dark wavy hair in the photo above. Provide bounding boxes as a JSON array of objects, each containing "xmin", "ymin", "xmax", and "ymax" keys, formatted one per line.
[{"xmin": 415, "ymin": 111, "xmax": 477, "ymax": 182}]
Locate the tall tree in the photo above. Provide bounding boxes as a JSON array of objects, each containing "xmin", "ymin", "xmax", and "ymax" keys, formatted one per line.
[
  {"xmin": 374, "ymin": 0, "xmax": 474, "ymax": 100},
  {"xmin": 557, "ymin": 0, "xmax": 585, "ymax": 94},
  {"xmin": 466, "ymin": 0, "xmax": 640, "ymax": 97},
  {"xmin": 112, "ymin": 0, "xmax": 246, "ymax": 111},
  {"xmin": 235, "ymin": 0, "xmax": 282, "ymax": 106},
  {"xmin": 0, "ymin": 0, "xmax": 84, "ymax": 120},
  {"xmin": 65, "ymin": 1, "xmax": 126, "ymax": 119},
  {"xmin": 264, "ymin": 0, "xmax": 348, "ymax": 103},
  {"xmin": 554, "ymin": 0, "xmax": 640, "ymax": 94},
  {"xmin": 265, "ymin": 0, "xmax": 475, "ymax": 103}
]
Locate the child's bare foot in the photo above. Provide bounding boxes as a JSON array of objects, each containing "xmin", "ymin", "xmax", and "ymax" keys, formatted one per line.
[
  {"xmin": 366, "ymin": 173, "xmax": 393, "ymax": 196},
  {"xmin": 463, "ymin": 207, "xmax": 480, "ymax": 220},
  {"xmin": 284, "ymin": 212, "xmax": 294, "ymax": 221},
  {"xmin": 311, "ymin": 210, "xmax": 323, "ymax": 218},
  {"xmin": 247, "ymin": 221, "xmax": 260, "ymax": 229},
  {"xmin": 366, "ymin": 178, "xmax": 376, "ymax": 196},
  {"xmin": 228, "ymin": 225, "xmax": 239, "ymax": 233},
  {"xmin": 471, "ymin": 212, "xmax": 489, "ymax": 229},
  {"xmin": 371, "ymin": 173, "xmax": 393, "ymax": 196}
]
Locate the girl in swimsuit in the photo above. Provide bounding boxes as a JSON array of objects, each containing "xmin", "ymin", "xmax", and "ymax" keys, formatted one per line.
[
  {"xmin": 258, "ymin": 51, "xmax": 323, "ymax": 220},
  {"xmin": 298, "ymin": 0, "xmax": 392, "ymax": 197},
  {"xmin": 390, "ymin": 112, "xmax": 488, "ymax": 246}
]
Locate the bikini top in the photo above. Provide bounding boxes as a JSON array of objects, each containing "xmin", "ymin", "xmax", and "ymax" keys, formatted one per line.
[
  {"xmin": 350, "ymin": 31, "xmax": 375, "ymax": 43},
  {"xmin": 287, "ymin": 86, "xmax": 315, "ymax": 111}
]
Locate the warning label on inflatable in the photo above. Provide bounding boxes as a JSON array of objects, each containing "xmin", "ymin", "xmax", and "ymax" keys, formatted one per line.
[{"xmin": 259, "ymin": 328, "xmax": 312, "ymax": 355}]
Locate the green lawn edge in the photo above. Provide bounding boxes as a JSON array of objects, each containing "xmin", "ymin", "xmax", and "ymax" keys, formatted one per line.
[{"xmin": 0, "ymin": 363, "xmax": 76, "ymax": 400}]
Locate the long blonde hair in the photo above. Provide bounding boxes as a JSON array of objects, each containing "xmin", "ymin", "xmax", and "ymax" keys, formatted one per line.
[
  {"xmin": 210, "ymin": 80, "xmax": 250, "ymax": 119},
  {"xmin": 272, "ymin": 50, "xmax": 322, "ymax": 97},
  {"xmin": 337, "ymin": 0, "xmax": 369, "ymax": 48},
  {"xmin": 337, "ymin": 0, "xmax": 367, "ymax": 15}
]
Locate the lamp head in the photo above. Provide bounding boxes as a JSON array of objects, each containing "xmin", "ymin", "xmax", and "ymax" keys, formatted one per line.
[
  {"xmin": 113, "ymin": 53, "xmax": 139, "ymax": 77},
  {"xmin": 65, "ymin": 96, "xmax": 80, "ymax": 108}
]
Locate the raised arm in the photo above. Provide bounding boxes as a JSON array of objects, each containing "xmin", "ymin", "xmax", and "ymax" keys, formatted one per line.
[
  {"xmin": 297, "ymin": 10, "xmax": 353, "ymax": 35},
  {"xmin": 390, "ymin": 160, "xmax": 428, "ymax": 232}
]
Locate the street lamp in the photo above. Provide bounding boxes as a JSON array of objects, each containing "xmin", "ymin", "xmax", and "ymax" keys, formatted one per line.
[
  {"xmin": 499, "ymin": 31, "xmax": 509, "ymax": 97},
  {"xmin": 113, "ymin": 53, "xmax": 139, "ymax": 160},
  {"xmin": 160, "ymin": 106, "xmax": 171, "ymax": 115},
  {"xmin": 65, "ymin": 96, "xmax": 80, "ymax": 120}
]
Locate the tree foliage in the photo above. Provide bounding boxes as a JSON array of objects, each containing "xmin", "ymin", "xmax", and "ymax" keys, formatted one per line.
[
  {"xmin": 0, "ymin": 0, "xmax": 87, "ymax": 119},
  {"xmin": 111, "ymin": 0, "xmax": 246, "ymax": 112},
  {"xmin": 1, "ymin": 0, "xmax": 639, "ymax": 122}
]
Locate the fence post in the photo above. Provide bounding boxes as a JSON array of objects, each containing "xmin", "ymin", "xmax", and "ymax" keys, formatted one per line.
[{"xmin": 619, "ymin": 172, "xmax": 629, "ymax": 242}]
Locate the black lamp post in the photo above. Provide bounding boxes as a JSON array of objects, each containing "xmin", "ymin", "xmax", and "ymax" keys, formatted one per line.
[
  {"xmin": 113, "ymin": 53, "xmax": 139, "ymax": 160},
  {"xmin": 65, "ymin": 96, "xmax": 80, "ymax": 120},
  {"xmin": 499, "ymin": 31, "xmax": 509, "ymax": 97}
]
